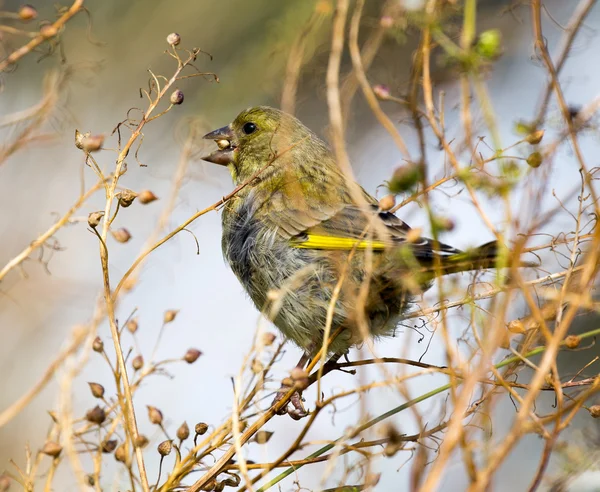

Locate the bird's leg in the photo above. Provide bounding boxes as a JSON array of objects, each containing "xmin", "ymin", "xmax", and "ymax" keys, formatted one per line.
[
  {"xmin": 307, "ymin": 352, "xmax": 355, "ymax": 385},
  {"xmin": 272, "ymin": 352, "xmax": 310, "ymax": 419}
]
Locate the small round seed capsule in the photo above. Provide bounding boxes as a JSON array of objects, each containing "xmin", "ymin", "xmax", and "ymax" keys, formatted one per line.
[
  {"xmin": 217, "ymin": 139, "xmax": 231, "ymax": 150},
  {"xmin": 166, "ymin": 32, "xmax": 181, "ymax": 46}
]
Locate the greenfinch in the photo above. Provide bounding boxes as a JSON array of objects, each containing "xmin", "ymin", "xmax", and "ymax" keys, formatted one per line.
[{"xmin": 202, "ymin": 106, "xmax": 501, "ymax": 361}]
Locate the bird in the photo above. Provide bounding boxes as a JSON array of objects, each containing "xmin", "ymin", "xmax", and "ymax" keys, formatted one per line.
[{"xmin": 202, "ymin": 106, "xmax": 504, "ymax": 417}]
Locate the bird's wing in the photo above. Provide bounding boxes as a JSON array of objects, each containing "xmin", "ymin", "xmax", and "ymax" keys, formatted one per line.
[{"xmin": 289, "ymin": 203, "xmax": 462, "ymax": 261}]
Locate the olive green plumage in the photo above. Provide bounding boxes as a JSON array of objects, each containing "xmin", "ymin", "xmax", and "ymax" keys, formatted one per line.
[{"xmin": 202, "ymin": 106, "xmax": 498, "ymax": 356}]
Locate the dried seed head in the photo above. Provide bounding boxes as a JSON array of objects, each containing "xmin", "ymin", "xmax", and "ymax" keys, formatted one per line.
[
  {"xmin": 88, "ymin": 211, "xmax": 104, "ymax": 229},
  {"xmin": 82, "ymin": 134, "xmax": 104, "ymax": 152},
  {"xmin": 147, "ymin": 405, "xmax": 163, "ymax": 425},
  {"xmin": 290, "ymin": 367, "xmax": 309, "ymax": 391},
  {"xmin": 39, "ymin": 22, "xmax": 58, "ymax": 39},
  {"xmin": 132, "ymin": 355, "xmax": 144, "ymax": 371},
  {"xmin": 589, "ymin": 405, "xmax": 600, "ymax": 418},
  {"xmin": 114, "ymin": 443, "xmax": 127, "ymax": 463},
  {"xmin": 373, "ymin": 84, "xmax": 390, "ymax": 100},
  {"xmin": 86, "ymin": 405, "xmax": 106, "ymax": 425},
  {"xmin": 0, "ymin": 474, "xmax": 10, "ymax": 492},
  {"xmin": 195, "ymin": 422, "xmax": 208, "ymax": 435},
  {"xmin": 118, "ymin": 189, "xmax": 137, "ymax": 208},
  {"xmin": 166, "ymin": 32, "xmax": 181, "ymax": 46},
  {"xmin": 526, "ymin": 152, "xmax": 543, "ymax": 169},
  {"xmin": 251, "ymin": 358, "xmax": 264, "ymax": 374},
  {"xmin": 164, "ymin": 309, "xmax": 179, "ymax": 323},
  {"xmin": 75, "ymin": 129, "xmax": 90, "ymax": 149},
  {"xmin": 177, "ymin": 421, "xmax": 190, "ymax": 441},
  {"xmin": 92, "ymin": 336, "xmax": 104, "ymax": 352},
  {"xmin": 564, "ymin": 335, "xmax": 581, "ymax": 349},
  {"xmin": 389, "ymin": 163, "xmax": 422, "ymax": 193},
  {"xmin": 261, "ymin": 332, "xmax": 276, "ymax": 346},
  {"xmin": 138, "ymin": 190, "xmax": 158, "ymax": 204},
  {"xmin": 170, "ymin": 89, "xmax": 184, "ymax": 105},
  {"xmin": 253, "ymin": 430, "xmax": 273, "ymax": 444},
  {"xmin": 507, "ymin": 319, "xmax": 526, "ymax": 334},
  {"xmin": 378, "ymin": 194, "xmax": 396, "ymax": 211},
  {"xmin": 42, "ymin": 441, "xmax": 62, "ymax": 458},
  {"xmin": 111, "ymin": 228, "xmax": 132, "ymax": 243},
  {"xmin": 183, "ymin": 348, "xmax": 202, "ymax": 364},
  {"xmin": 101, "ymin": 439, "xmax": 118, "ymax": 453},
  {"xmin": 157, "ymin": 440, "xmax": 172, "ymax": 456},
  {"xmin": 134, "ymin": 434, "xmax": 149, "ymax": 448},
  {"xmin": 126, "ymin": 318, "xmax": 139, "ymax": 334},
  {"xmin": 18, "ymin": 4, "xmax": 38, "ymax": 21},
  {"xmin": 525, "ymin": 130, "xmax": 544, "ymax": 145},
  {"xmin": 88, "ymin": 382, "xmax": 105, "ymax": 399}
]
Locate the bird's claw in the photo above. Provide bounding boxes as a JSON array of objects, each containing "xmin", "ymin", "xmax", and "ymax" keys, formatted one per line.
[{"xmin": 271, "ymin": 387, "xmax": 308, "ymax": 419}]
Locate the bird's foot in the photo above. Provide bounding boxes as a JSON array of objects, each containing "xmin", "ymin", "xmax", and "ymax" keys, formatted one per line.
[{"xmin": 271, "ymin": 386, "xmax": 308, "ymax": 420}]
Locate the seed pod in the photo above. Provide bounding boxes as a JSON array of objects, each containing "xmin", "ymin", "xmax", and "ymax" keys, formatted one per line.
[
  {"xmin": 88, "ymin": 211, "xmax": 104, "ymax": 229},
  {"xmin": 378, "ymin": 194, "xmax": 396, "ymax": 211},
  {"xmin": 170, "ymin": 90, "xmax": 184, "ymax": 105},
  {"xmin": 389, "ymin": 163, "xmax": 422, "ymax": 193},
  {"xmin": 251, "ymin": 358, "xmax": 264, "ymax": 374},
  {"xmin": 290, "ymin": 367, "xmax": 309, "ymax": 391},
  {"xmin": 75, "ymin": 129, "xmax": 90, "ymax": 149},
  {"xmin": 86, "ymin": 405, "xmax": 106, "ymax": 425},
  {"xmin": 92, "ymin": 336, "xmax": 104, "ymax": 352},
  {"xmin": 101, "ymin": 439, "xmax": 118, "ymax": 453},
  {"xmin": 590, "ymin": 405, "xmax": 600, "ymax": 418},
  {"xmin": 507, "ymin": 319, "xmax": 526, "ymax": 334},
  {"xmin": 18, "ymin": 4, "xmax": 38, "ymax": 21},
  {"xmin": 134, "ymin": 434, "xmax": 149, "ymax": 448},
  {"xmin": 157, "ymin": 440, "xmax": 172, "ymax": 456},
  {"xmin": 164, "ymin": 309, "xmax": 179, "ymax": 323},
  {"xmin": 82, "ymin": 134, "xmax": 105, "ymax": 152},
  {"xmin": 42, "ymin": 441, "xmax": 62, "ymax": 458},
  {"xmin": 114, "ymin": 443, "xmax": 127, "ymax": 463},
  {"xmin": 88, "ymin": 382, "xmax": 105, "ymax": 399},
  {"xmin": 525, "ymin": 130, "xmax": 544, "ymax": 145},
  {"xmin": 261, "ymin": 332, "xmax": 276, "ymax": 346},
  {"xmin": 118, "ymin": 189, "xmax": 137, "ymax": 208},
  {"xmin": 126, "ymin": 318, "xmax": 138, "ymax": 334},
  {"xmin": 373, "ymin": 84, "xmax": 390, "ymax": 100},
  {"xmin": 132, "ymin": 355, "xmax": 144, "ymax": 371},
  {"xmin": 111, "ymin": 228, "xmax": 132, "ymax": 243},
  {"xmin": 138, "ymin": 190, "xmax": 158, "ymax": 204},
  {"xmin": 183, "ymin": 348, "xmax": 202, "ymax": 363},
  {"xmin": 166, "ymin": 32, "xmax": 181, "ymax": 46},
  {"xmin": 253, "ymin": 430, "xmax": 273, "ymax": 444},
  {"xmin": 177, "ymin": 421, "xmax": 190, "ymax": 441},
  {"xmin": 195, "ymin": 422, "xmax": 208, "ymax": 436},
  {"xmin": 564, "ymin": 335, "xmax": 581, "ymax": 349},
  {"xmin": 0, "ymin": 474, "xmax": 11, "ymax": 491},
  {"xmin": 39, "ymin": 23, "xmax": 58, "ymax": 39},
  {"xmin": 476, "ymin": 29, "xmax": 502, "ymax": 60},
  {"xmin": 526, "ymin": 152, "xmax": 543, "ymax": 169},
  {"xmin": 147, "ymin": 405, "xmax": 163, "ymax": 425}
]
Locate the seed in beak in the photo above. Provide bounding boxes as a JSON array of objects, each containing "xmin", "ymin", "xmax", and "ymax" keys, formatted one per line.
[{"xmin": 217, "ymin": 139, "xmax": 231, "ymax": 150}]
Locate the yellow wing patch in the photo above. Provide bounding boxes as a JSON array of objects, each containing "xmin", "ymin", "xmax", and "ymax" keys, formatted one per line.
[{"xmin": 290, "ymin": 234, "xmax": 387, "ymax": 250}]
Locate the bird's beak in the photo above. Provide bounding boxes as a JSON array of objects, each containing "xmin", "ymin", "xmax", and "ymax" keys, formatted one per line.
[{"xmin": 201, "ymin": 125, "xmax": 237, "ymax": 166}]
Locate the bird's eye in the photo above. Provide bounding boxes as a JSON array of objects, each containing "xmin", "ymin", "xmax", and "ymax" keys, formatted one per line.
[{"xmin": 242, "ymin": 122, "xmax": 257, "ymax": 135}]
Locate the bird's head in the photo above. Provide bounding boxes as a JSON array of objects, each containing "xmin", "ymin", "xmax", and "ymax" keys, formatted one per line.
[{"xmin": 202, "ymin": 106, "xmax": 324, "ymax": 183}]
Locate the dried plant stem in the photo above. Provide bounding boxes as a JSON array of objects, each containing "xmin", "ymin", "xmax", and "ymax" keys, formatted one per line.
[{"xmin": 0, "ymin": 0, "xmax": 84, "ymax": 72}]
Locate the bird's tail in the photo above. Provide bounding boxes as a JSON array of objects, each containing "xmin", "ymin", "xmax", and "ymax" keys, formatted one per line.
[{"xmin": 419, "ymin": 240, "xmax": 533, "ymax": 279}]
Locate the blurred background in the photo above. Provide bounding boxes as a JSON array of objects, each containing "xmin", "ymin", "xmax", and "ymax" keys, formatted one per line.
[{"xmin": 1, "ymin": 0, "xmax": 599, "ymax": 490}]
